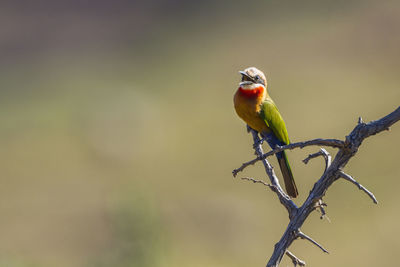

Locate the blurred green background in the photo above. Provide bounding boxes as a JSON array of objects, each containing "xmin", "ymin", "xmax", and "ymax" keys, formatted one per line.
[{"xmin": 0, "ymin": 0, "xmax": 399, "ymax": 266}]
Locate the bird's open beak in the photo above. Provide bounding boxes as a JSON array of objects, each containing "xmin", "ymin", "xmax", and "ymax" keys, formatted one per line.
[
  {"xmin": 239, "ymin": 71, "xmax": 252, "ymax": 79},
  {"xmin": 239, "ymin": 70, "xmax": 255, "ymax": 86}
]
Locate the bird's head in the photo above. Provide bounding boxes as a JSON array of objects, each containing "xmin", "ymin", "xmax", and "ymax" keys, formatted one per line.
[{"xmin": 239, "ymin": 67, "xmax": 267, "ymax": 90}]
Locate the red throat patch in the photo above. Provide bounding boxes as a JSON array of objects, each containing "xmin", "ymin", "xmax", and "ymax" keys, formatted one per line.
[{"xmin": 238, "ymin": 86, "xmax": 264, "ymax": 98}]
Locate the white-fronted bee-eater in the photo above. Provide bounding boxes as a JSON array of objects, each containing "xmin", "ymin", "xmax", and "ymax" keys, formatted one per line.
[{"xmin": 234, "ymin": 67, "xmax": 298, "ymax": 198}]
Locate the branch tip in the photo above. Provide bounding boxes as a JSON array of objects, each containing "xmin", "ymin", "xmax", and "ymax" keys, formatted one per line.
[
  {"xmin": 339, "ymin": 171, "xmax": 378, "ymax": 204},
  {"xmin": 297, "ymin": 231, "xmax": 329, "ymax": 254},
  {"xmin": 241, "ymin": 177, "xmax": 272, "ymax": 189},
  {"xmin": 303, "ymin": 148, "xmax": 331, "ymax": 172}
]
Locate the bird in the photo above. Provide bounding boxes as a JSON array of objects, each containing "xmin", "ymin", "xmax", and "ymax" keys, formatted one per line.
[{"xmin": 233, "ymin": 67, "xmax": 298, "ymax": 198}]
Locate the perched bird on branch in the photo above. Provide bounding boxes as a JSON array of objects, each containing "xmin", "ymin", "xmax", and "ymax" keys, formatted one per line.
[{"xmin": 234, "ymin": 67, "xmax": 298, "ymax": 197}]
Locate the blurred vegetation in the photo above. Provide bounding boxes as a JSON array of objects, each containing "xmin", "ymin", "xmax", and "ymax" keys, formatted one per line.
[{"xmin": 0, "ymin": 0, "xmax": 399, "ymax": 266}]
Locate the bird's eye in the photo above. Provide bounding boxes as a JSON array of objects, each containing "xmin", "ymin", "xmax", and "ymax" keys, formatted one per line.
[{"xmin": 255, "ymin": 75, "xmax": 260, "ymax": 81}]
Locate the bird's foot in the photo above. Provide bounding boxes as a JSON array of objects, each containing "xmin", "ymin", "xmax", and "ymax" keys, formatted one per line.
[{"xmin": 253, "ymin": 137, "xmax": 265, "ymax": 149}]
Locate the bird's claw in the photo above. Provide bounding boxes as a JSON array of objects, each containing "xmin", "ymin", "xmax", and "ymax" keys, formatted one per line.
[{"xmin": 253, "ymin": 137, "xmax": 265, "ymax": 149}]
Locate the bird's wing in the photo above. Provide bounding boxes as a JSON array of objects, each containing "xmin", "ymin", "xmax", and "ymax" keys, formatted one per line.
[{"xmin": 260, "ymin": 99, "xmax": 290, "ymax": 145}]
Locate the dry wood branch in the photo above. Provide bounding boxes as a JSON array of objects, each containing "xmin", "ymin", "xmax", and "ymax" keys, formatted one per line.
[
  {"xmin": 297, "ymin": 231, "xmax": 329, "ymax": 254},
  {"xmin": 248, "ymin": 130, "xmax": 298, "ymax": 216},
  {"xmin": 303, "ymin": 148, "xmax": 331, "ymax": 167},
  {"xmin": 303, "ymin": 151, "xmax": 324, "ymax": 164},
  {"xmin": 303, "ymin": 148, "xmax": 331, "ymax": 173},
  {"xmin": 339, "ymin": 171, "xmax": 378, "ymax": 204},
  {"xmin": 285, "ymin": 250, "xmax": 306, "ymax": 266},
  {"xmin": 233, "ymin": 106, "xmax": 400, "ymax": 267},
  {"xmin": 232, "ymin": 139, "xmax": 343, "ymax": 177},
  {"xmin": 241, "ymin": 177, "xmax": 273, "ymax": 189}
]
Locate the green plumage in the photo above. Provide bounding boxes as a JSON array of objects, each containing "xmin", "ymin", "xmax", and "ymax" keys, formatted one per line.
[
  {"xmin": 260, "ymin": 99, "xmax": 290, "ymax": 145},
  {"xmin": 260, "ymin": 99, "xmax": 298, "ymax": 198}
]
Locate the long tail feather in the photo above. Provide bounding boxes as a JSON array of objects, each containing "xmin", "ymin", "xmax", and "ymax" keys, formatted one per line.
[{"xmin": 277, "ymin": 151, "xmax": 298, "ymax": 198}]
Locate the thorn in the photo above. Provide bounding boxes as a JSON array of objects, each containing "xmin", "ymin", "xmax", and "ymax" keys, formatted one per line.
[{"xmin": 358, "ymin": 116, "xmax": 364, "ymax": 124}]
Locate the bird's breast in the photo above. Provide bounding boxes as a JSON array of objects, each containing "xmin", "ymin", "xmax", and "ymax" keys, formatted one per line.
[{"xmin": 234, "ymin": 87, "xmax": 270, "ymax": 133}]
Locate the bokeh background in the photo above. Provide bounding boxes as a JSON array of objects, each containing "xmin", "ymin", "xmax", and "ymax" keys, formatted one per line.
[{"xmin": 1, "ymin": 0, "xmax": 399, "ymax": 266}]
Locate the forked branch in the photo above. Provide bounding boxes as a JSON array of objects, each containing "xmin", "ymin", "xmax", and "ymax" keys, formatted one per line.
[
  {"xmin": 233, "ymin": 139, "xmax": 343, "ymax": 177},
  {"xmin": 233, "ymin": 106, "xmax": 400, "ymax": 267},
  {"xmin": 285, "ymin": 251, "xmax": 306, "ymax": 266}
]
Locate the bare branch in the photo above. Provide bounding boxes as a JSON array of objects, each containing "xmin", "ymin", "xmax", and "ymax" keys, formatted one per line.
[
  {"xmin": 297, "ymin": 231, "xmax": 329, "ymax": 254},
  {"xmin": 247, "ymin": 129, "xmax": 298, "ymax": 216},
  {"xmin": 285, "ymin": 250, "xmax": 306, "ymax": 266},
  {"xmin": 233, "ymin": 139, "xmax": 343, "ymax": 177},
  {"xmin": 241, "ymin": 177, "xmax": 273, "ymax": 189},
  {"xmin": 339, "ymin": 171, "xmax": 378, "ymax": 204},
  {"xmin": 303, "ymin": 148, "xmax": 331, "ymax": 166},
  {"xmin": 303, "ymin": 148, "xmax": 331, "ymax": 172},
  {"xmin": 232, "ymin": 106, "xmax": 400, "ymax": 267},
  {"xmin": 303, "ymin": 151, "xmax": 324, "ymax": 164},
  {"xmin": 266, "ymin": 106, "xmax": 399, "ymax": 266},
  {"xmin": 345, "ymin": 106, "xmax": 400, "ymax": 147}
]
